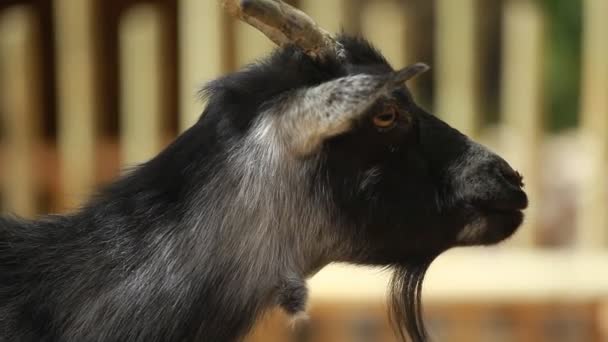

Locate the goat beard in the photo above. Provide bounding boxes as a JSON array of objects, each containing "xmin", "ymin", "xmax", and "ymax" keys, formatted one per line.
[{"xmin": 388, "ymin": 255, "xmax": 437, "ymax": 342}]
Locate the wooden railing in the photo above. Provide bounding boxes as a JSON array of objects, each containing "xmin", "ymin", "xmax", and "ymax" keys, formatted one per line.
[{"xmin": 1, "ymin": 0, "xmax": 607, "ymax": 341}]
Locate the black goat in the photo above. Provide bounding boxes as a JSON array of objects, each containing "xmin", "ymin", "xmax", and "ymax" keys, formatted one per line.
[{"xmin": 0, "ymin": 1, "xmax": 528, "ymax": 341}]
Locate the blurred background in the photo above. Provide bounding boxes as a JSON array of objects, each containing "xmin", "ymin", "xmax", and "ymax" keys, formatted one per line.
[{"xmin": 0, "ymin": 0, "xmax": 607, "ymax": 341}]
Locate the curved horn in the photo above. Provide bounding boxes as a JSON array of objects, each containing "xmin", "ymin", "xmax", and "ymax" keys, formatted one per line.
[{"xmin": 221, "ymin": 0, "xmax": 344, "ymax": 61}]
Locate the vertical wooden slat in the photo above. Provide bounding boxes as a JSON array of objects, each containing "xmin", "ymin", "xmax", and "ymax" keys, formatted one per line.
[
  {"xmin": 0, "ymin": 6, "xmax": 39, "ymax": 216},
  {"xmin": 360, "ymin": 0, "xmax": 408, "ymax": 68},
  {"xmin": 577, "ymin": 0, "xmax": 608, "ymax": 248},
  {"xmin": 119, "ymin": 4, "xmax": 163, "ymax": 166},
  {"xmin": 299, "ymin": 0, "xmax": 349, "ymax": 35},
  {"xmin": 233, "ymin": 19, "xmax": 274, "ymax": 68},
  {"xmin": 500, "ymin": 0, "xmax": 544, "ymax": 246},
  {"xmin": 53, "ymin": 0, "xmax": 97, "ymax": 209},
  {"xmin": 178, "ymin": 0, "xmax": 224, "ymax": 131},
  {"xmin": 435, "ymin": 0, "xmax": 479, "ymax": 137}
]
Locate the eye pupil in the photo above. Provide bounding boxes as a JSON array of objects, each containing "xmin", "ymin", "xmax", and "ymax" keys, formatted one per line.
[
  {"xmin": 377, "ymin": 113, "xmax": 394, "ymax": 121},
  {"xmin": 373, "ymin": 107, "xmax": 398, "ymax": 128}
]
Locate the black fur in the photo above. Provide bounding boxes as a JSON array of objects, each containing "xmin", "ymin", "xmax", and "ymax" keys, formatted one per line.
[
  {"xmin": 277, "ymin": 277, "xmax": 308, "ymax": 315},
  {"xmin": 0, "ymin": 35, "xmax": 527, "ymax": 341}
]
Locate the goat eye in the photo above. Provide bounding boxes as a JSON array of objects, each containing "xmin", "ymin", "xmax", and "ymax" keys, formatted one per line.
[{"xmin": 373, "ymin": 107, "xmax": 398, "ymax": 129}]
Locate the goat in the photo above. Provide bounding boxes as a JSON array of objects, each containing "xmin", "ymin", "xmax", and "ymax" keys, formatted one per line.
[{"xmin": 0, "ymin": 0, "xmax": 528, "ymax": 341}]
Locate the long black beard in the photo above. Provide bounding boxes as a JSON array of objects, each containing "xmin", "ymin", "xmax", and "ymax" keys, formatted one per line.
[{"xmin": 388, "ymin": 256, "xmax": 437, "ymax": 342}]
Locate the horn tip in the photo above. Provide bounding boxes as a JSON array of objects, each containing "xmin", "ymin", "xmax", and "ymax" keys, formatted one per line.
[{"xmin": 412, "ymin": 62, "xmax": 431, "ymax": 73}]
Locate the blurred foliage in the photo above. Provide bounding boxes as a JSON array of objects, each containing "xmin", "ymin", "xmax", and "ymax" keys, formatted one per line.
[{"xmin": 544, "ymin": 0, "xmax": 582, "ymax": 132}]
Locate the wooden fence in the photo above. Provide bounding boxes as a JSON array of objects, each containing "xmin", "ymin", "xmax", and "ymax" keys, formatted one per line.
[{"xmin": 1, "ymin": 0, "xmax": 607, "ymax": 341}]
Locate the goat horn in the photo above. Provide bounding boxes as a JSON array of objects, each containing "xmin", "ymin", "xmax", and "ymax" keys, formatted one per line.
[{"xmin": 221, "ymin": 0, "xmax": 344, "ymax": 61}]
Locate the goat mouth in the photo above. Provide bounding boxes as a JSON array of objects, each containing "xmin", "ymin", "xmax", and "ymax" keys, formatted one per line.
[
  {"xmin": 479, "ymin": 189, "xmax": 529, "ymax": 212},
  {"xmin": 457, "ymin": 205, "xmax": 525, "ymax": 246},
  {"xmin": 482, "ymin": 206, "xmax": 524, "ymax": 228}
]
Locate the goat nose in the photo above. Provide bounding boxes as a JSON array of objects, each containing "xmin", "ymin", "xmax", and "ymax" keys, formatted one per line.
[{"xmin": 498, "ymin": 162, "xmax": 524, "ymax": 188}]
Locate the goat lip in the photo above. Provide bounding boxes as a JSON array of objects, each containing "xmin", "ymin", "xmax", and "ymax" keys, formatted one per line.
[
  {"xmin": 485, "ymin": 208, "xmax": 524, "ymax": 219},
  {"xmin": 477, "ymin": 209, "xmax": 524, "ymax": 244},
  {"xmin": 456, "ymin": 208, "xmax": 524, "ymax": 246},
  {"xmin": 477, "ymin": 191, "xmax": 529, "ymax": 213},
  {"xmin": 482, "ymin": 206, "xmax": 524, "ymax": 216}
]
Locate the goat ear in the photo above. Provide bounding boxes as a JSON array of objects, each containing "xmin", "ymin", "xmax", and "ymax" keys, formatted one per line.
[{"xmin": 273, "ymin": 63, "xmax": 430, "ymax": 156}]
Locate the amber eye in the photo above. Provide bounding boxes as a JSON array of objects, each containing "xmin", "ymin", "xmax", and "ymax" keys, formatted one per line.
[{"xmin": 373, "ymin": 106, "xmax": 398, "ymax": 129}]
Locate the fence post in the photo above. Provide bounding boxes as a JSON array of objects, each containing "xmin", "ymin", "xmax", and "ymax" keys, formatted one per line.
[
  {"xmin": 178, "ymin": 0, "xmax": 225, "ymax": 131},
  {"xmin": 500, "ymin": 0, "xmax": 544, "ymax": 246},
  {"xmin": 435, "ymin": 0, "xmax": 479, "ymax": 137},
  {"xmin": 299, "ymin": 0, "xmax": 349, "ymax": 35},
  {"xmin": 232, "ymin": 16, "xmax": 273, "ymax": 68},
  {"xmin": 577, "ymin": 0, "xmax": 608, "ymax": 248},
  {"xmin": 360, "ymin": 0, "xmax": 408, "ymax": 68},
  {"xmin": 53, "ymin": 0, "xmax": 98, "ymax": 210},
  {"xmin": 119, "ymin": 4, "xmax": 163, "ymax": 167},
  {"xmin": 0, "ymin": 6, "xmax": 40, "ymax": 216}
]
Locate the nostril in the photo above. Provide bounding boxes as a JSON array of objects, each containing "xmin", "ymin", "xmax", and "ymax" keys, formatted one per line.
[{"xmin": 500, "ymin": 167, "xmax": 524, "ymax": 188}]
